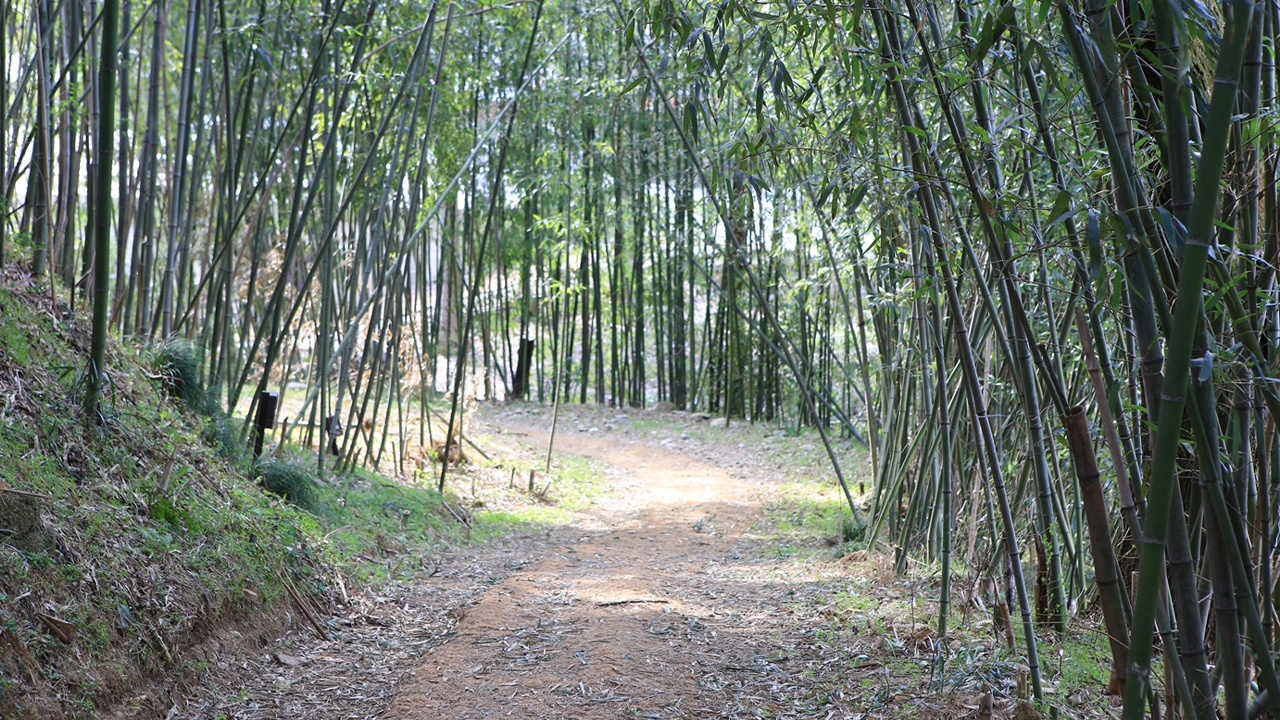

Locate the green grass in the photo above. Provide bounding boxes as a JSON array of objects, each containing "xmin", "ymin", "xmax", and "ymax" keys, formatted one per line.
[
  {"xmin": 1049, "ymin": 625, "xmax": 1113, "ymax": 691},
  {"xmin": 0, "ymin": 281, "xmax": 344, "ymax": 718},
  {"xmin": 747, "ymin": 434, "xmax": 872, "ymax": 562},
  {"xmin": 310, "ymin": 466, "xmax": 454, "ymax": 583},
  {"xmin": 763, "ymin": 479, "xmax": 868, "ymax": 550},
  {"xmin": 0, "ymin": 321, "xmax": 32, "ymax": 366},
  {"xmin": 470, "ymin": 452, "xmax": 611, "ymax": 533}
]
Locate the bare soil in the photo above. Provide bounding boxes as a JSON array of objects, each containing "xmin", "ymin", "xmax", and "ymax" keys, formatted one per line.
[
  {"xmin": 166, "ymin": 406, "xmax": 1052, "ymax": 720},
  {"xmin": 388, "ymin": 421, "xmax": 807, "ymax": 719}
]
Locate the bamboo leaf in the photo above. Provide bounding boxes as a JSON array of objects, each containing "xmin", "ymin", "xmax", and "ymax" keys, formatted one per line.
[
  {"xmin": 970, "ymin": 3, "xmax": 1015, "ymax": 64},
  {"xmin": 684, "ymin": 99, "xmax": 698, "ymax": 137},
  {"xmin": 1189, "ymin": 351, "xmax": 1213, "ymax": 381},
  {"xmin": 683, "ymin": 26, "xmax": 703, "ymax": 50},
  {"xmin": 1205, "ymin": 270, "xmax": 1245, "ymax": 315},
  {"xmin": 971, "ymin": 14, "xmax": 997, "ymax": 64},
  {"xmin": 1154, "ymin": 207, "xmax": 1188, "ymax": 256},
  {"xmin": 1035, "ymin": 0, "xmax": 1052, "ymax": 30},
  {"xmin": 814, "ymin": 182, "xmax": 835, "ymax": 210},
  {"xmin": 621, "ymin": 76, "xmax": 648, "ymax": 94},
  {"xmin": 253, "ymin": 44, "xmax": 274, "ymax": 71},
  {"xmin": 1044, "ymin": 189, "xmax": 1073, "ymax": 227},
  {"xmin": 848, "ymin": 182, "xmax": 868, "ymax": 213}
]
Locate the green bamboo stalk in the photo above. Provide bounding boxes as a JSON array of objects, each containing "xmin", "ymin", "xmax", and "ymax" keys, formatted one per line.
[
  {"xmin": 158, "ymin": 0, "xmax": 201, "ymax": 338},
  {"xmin": 620, "ymin": 0, "xmax": 865, "ymax": 528},
  {"xmin": 920, "ymin": 228, "xmax": 955, "ymax": 663},
  {"xmin": 31, "ymin": 0, "xmax": 51, "ymax": 279},
  {"xmin": 911, "ymin": 1, "xmax": 1068, "ymax": 628},
  {"xmin": 1188, "ymin": 363, "xmax": 1247, "ymax": 718},
  {"xmin": 438, "ymin": 0, "xmax": 544, "ymax": 490},
  {"xmin": 284, "ymin": 10, "xmax": 566, "ymax": 438},
  {"xmin": 1045, "ymin": 2, "xmax": 1213, "ymax": 715},
  {"xmin": 1188, "ymin": 378, "xmax": 1280, "ymax": 712},
  {"xmin": 1120, "ymin": 0, "xmax": 1257, "ymax": 716},
  {"xmin": 0, "ymin": 0, "xmax": 5, "ymax": 268},
  {"xmin": 0, "ymin": 0, "xmax": 18, "ymax": 266},
  {"xmin": 132, "ymin": 0, "xmax": 164, "ymax": 337},
  {"xmin": 866, "ymin": 0, "xmax": 1042, "ymax": 695},
  {"xmin": 86, "ymin": 0, "xmax": 120, "ymax": 418}
]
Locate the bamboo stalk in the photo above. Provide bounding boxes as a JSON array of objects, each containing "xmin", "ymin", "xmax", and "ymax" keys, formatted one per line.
[
  {"xmin": 1120, "ymin": 0, "xmax": 1260, "ymax": 716},
  {"xmin": 85, "ymin": 0, "xmax": 120, "ymax": 419},
  {"xmin": 1064, "ymin": 406, "xmax": 1128, "ymax": 690}
]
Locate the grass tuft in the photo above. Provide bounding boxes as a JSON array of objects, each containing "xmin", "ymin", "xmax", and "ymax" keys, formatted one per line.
[
  {"xmin": 254, "ymin": 459, "xmax": 321, "ymax": 513},
  {"xmin": 202, "ymin": 400, "xmax": 249, "ymax": 468},
  {"xmin": 152, "ymin": 341, "xmax": 250, "ymax": 468},
  {"xmin": 839, "ymin": 511, "xmax": 867, "ymax": 543},
  {"xmin": 153, "ymin": 339, "xmax": 205, "ymax": 411}
]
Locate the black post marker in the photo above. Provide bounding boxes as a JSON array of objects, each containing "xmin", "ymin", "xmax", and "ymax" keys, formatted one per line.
[{"xmin": 254, "ymin": 391, "xmax": 279, "ymax": 458}]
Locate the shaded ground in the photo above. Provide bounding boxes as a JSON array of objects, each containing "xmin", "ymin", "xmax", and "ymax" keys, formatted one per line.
[{"xmin": 168, "ymin": 405, "xmax": 1096, "ymax": 720}]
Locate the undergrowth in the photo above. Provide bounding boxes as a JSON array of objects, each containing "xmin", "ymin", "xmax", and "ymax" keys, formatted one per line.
[
  {"xmin": 0, "ymin": 269, "xmax": 617, "ymax": 719},
  {"xmin": 755, "ymin": 439, "xmax": 1115, "ymax": 718},
  {"xmin": 0, "ymin": 273, "xmax": 468, "ymax": 719}
]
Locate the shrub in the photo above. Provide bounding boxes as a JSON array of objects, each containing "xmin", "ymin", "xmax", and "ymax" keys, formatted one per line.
[
  {"xmin": 255, "ymin": 459, "xmax": 321, "ymax": 513},
  {"xmin": 203, "ymin": 405, "xmax": 249, "ymax": 468},
  {"xmin": 153, "ymin": 339, "xmax": 204, "ymax": 411}
]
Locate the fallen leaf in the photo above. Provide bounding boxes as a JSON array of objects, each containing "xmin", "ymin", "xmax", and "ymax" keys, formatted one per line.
[
  {"xmin": 273, "ymin": 651, "xmax": 309, "ymax": 667},
  {"xmin": 36, "ymin": 613, "xmax": 76, "ymax": 645}
]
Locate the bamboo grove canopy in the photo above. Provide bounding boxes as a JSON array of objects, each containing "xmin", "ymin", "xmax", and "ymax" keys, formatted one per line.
[{"xmin": 6, "ymin": 0, "xmax": 1280, "ymax": 714}]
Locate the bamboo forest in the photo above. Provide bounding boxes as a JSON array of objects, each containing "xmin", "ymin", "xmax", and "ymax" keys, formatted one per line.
[{"xmin": 8, "ymin": 0, "xmax": 1280, "ymax": 715}]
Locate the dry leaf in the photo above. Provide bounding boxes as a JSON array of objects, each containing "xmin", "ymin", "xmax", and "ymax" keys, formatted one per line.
[
  {"xmin": 37, "ymin": 612, "xmax": 76, "ymax": 644},
  {"xmin": 273, "ymin": 651, "xmax": 309, "ymax": 667}
]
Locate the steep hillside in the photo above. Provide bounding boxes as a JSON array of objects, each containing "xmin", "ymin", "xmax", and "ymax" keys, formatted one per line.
[{"xmin": 0, "ymin": 266, "xmax": 458, "ymax": 719}]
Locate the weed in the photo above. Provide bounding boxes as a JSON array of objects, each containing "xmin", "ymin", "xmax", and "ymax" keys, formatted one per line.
[
  {"xmin": 148, "ymin": 497, "xmax": 200, "ymax": 533},
  {"xmin": 1051, "ymin": 626, "xmax": 1111, "ymax": 690},
  {"xmin": 0, "ymin": 322, "xmax": 32, "ymax": 366}
]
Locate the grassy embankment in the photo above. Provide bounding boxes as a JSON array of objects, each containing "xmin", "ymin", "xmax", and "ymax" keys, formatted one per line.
[{"xmin": 0, "ymin": 270, "xmax": 601, "ymax": 719}]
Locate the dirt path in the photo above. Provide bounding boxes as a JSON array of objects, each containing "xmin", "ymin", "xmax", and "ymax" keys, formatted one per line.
[
  {"xmin": 168, "ymin": 413, "xmax": 956, "ymax": 720},
  {"xmin": 388, "ymin": 427, "xmax": 775, "ymax": 719}
]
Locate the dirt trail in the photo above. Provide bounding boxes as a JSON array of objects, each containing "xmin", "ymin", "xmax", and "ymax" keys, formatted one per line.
[
  {"xmin": 389, "ymin": 427, "xmax": 771, "ymax": 719},
  {"xmin": 169, "ymin": 414, "xmax": 894, "ymax": 720}
]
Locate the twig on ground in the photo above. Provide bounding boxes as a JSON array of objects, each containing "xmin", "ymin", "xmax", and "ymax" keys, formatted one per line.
[
  {"xmin": 0, "ymin": 486, "xmax": 53, "ymax": 500},
  {"xmin": 280, "ymin": 573, "xmax": 331, "ymax": 641}
]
